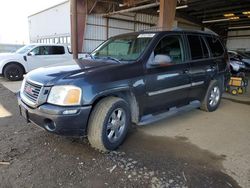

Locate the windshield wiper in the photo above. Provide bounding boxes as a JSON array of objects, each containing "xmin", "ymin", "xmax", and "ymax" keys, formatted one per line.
[
  {"xmin": 89, "ymin": 53, "xmax": 95, "ymax": 60},
  {"xmin": 104, "ymin": 56, "xmax": 121, "ymax": 63}
]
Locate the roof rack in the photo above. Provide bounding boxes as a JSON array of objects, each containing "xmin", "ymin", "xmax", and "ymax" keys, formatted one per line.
[
  {"xmin": 139, "ymin": 27, "xmax": 170, "ymax": 32},
  {"xmin": 173, "ymin": 27, "xmax": 219, "ymax": 36},
  {"xmin": 139, "ymin": 27, "xmax": 218, "ymax": 36}
]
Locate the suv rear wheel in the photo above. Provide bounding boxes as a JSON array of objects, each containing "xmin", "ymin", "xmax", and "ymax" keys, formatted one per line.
[
  {"xmin": 4, "ymin": 64, "xmax": 24, "ymax": 81},
  {"xmin": 200, "ymin": 80, "xmax": 222, "ymax": 112},
  {"xmin": 88, "ymin": 97, "xmax": 131, "ymax": 151}
]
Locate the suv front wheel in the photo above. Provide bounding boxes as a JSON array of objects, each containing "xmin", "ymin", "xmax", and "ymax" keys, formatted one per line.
[
  {"xmin": 88, "ymin": 96, "xmax": 131, "ymax": 151},
  {"xmin": 200, "ymin": 80, "xmax": 222, "ymax": 112}
]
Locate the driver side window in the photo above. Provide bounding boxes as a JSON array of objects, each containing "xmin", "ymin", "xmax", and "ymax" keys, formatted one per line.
[
  {"xmin": 30, "ymin": 47, "xmax": 40, "ymax": 55},
  {"xmin": 154, "ymin": 35, "xmax": 184, "ymax": 64},
  {"xmin": 30, "ymin": 46, "xmax": 49, "ymax": 56}
]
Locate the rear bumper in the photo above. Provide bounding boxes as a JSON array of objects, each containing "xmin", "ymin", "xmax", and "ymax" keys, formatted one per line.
[{"xmin": 17, "ymin": 92, "xmax": 92, "ymax": 136}]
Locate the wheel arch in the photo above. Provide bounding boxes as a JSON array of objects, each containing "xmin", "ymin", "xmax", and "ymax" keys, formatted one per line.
[
  {"xmin": 212, "ymin": 73, "xmax": 225, "ymax": 91},
  {"xmin": 3, "ymin": 61, "xmax": 27, "ymax": 75},
  {"xmin": 91, "ymin": 88, "xmax": 140, "ymax": 125}
]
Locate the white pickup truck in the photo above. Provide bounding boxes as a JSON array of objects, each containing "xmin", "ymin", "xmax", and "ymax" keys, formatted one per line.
[{"xmin": 0, "ymin": 44, "xmax": 87, "ymax": 81}]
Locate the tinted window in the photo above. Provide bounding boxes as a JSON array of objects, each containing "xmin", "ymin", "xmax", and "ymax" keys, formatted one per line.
[
  {"xmin": 30, "ymin": 46, "xmax": 65, "ymax": 55},
  {"xmin": 30, "ymin": 47, "xmax": 40, "ymax": 55},
  {"xmin": 205, "ymin": 37, "xmax": 224, "ymax": 57},
  {"xmin": 200, "ymin": 37, "xmax": 209, "ymax": 58},
  {"xmin": 50, "ymin": 46, "xmax": 65, "ymax": 55},
  {"xmin": 30, "ymin": 46, "xmax": 49, "ymax": 55},
  {"xmin": 187, "ymin": 35, "xmax": 203, "ymax": 60},
  {"xmin": 154, "ymin": 35, "xmax": 184, "ymax": 64}
]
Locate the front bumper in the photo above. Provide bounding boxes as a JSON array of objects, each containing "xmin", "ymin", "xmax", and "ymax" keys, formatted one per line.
[{"xmin": 17, "ymin": 92, "xmax": 92, "ymax": 136}]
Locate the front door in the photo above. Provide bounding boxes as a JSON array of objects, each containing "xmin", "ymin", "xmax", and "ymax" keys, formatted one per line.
[
  {"xmin": 27, "ymin": 46, "xmax": 68, "ymax": 71},
  {"xmin": 144, "ymin": 34, "xmax": 191, "ymax": 115}
]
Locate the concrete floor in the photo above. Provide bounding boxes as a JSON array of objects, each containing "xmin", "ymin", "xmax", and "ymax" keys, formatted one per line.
[
  {"xmin": 0, "ymin": 77, "xmax": 22, "ymax": 93},
  {"xmin": 139, "ymin": 99, "xmax": 250, "ymax": 187},
  {"xmin": 0, "ymin": 76, "xmax": 250, "ymax": 187}
]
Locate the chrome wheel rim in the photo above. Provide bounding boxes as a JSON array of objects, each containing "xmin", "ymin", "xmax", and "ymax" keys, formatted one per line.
[
  {"xmin": 106, "ymin": 108, "xmax": 126, "ymax": 143},
  {"xmin": 209, "ymin": 86, "xmax": 220, "ymax": 107}
]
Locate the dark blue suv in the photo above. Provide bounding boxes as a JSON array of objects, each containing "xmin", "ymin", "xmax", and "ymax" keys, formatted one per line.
[{"xmin": 18, "ymin": 30, "xmax": 229, "ymax": 151}]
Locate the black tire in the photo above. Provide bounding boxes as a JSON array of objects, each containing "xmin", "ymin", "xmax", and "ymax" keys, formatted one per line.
[
  {"xmin": 87, "ymin": 97, "xmax": 131, "ymax": 151},
  {"xmin": 3, "ymin": 64, "xmax": 24, "ymax": 81},
  {"xmin": 200, "ymin": 80, "xmax": 222, "ymax": 112}
]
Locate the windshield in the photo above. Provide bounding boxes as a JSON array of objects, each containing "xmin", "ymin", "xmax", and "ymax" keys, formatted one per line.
[
  {"xmin": 237, "ymin": 51, "xmax": 250, "ymax": 59},
  {"xmin": 16, "ymin": 45, "xmax": 36, "ymax": 54},
  {"xmin": 91, "ymin": 33, "xmax": 155, "ymax": 62}
]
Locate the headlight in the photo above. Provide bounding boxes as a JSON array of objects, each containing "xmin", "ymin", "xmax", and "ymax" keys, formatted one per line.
[{"xmin": 47, "ymin": 85, "xmax": 82, "ymax": 106}]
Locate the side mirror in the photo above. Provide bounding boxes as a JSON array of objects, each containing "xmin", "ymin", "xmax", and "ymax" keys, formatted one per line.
[
  {"xmin": 28, "ymin": 51, "xmax": 35, "ymax": 56},
  {"xmin": 150, "ymin": 54, "xmax": 172, "ymax": 66}
]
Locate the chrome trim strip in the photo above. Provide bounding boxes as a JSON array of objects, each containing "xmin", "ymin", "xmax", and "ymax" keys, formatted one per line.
[
  {"xmin": 20, "ymin": 92, "xmax": 37, "ymax": 106},
  {"xmin": 191, "ymin": 81, "xmax": 204, "ymax": 86},
  {"xmin": 148, "ymin": 84, "xmax": 191, "ymax": 96},
  {"xmin": 26, "ymin": 79, "xmax": 43, "ymax": 86},
  {"xmin": 147, "ymin": 81, "xmax": 205, "ymax": 96}
]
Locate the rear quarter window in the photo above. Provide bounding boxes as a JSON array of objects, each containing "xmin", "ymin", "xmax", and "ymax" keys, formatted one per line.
[
  {"xmin": 205, "ymin": 36, "xmax": 224, "ymax": 57},
  {"xmin": 50, "ymin": 46, "xmax": 65, "ymax": 55},
  {"xmin": 187, "ymin": 35, "xmax": 203, "ymax": 60}
]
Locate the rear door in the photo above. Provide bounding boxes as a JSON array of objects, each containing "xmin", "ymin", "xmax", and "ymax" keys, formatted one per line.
[
  {"xmin": 144, "ymin": 34, "xmax": 191, "ymax": 114},
  {"xmin": 205, "ymin": 36, "xmax": 226, "ymax": 74},
  {"xmin": 48, "ymin": 46, "xmax": 72, "ymax": 65},
  {"xmin": 186, "ymin": 35, "xmax": 215, "ymax": 101}
]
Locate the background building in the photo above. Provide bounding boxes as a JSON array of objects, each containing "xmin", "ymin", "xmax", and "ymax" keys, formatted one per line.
[
  {"xmin": 28, "ymin": 1, "xmax": 203, "ymax": 53},
  {"xmin": 28, "ymin": 1, "xmax": 250, "ymax": 53}
]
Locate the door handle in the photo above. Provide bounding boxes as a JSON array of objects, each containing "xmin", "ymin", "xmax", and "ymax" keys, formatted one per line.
[
  {"xmin": 211, "ymin": 65, "xmax": 216, "ymax": 69},
  {"xmin": 206, "ymin": 66, "xmax": 216, "ymax": 72},
  {"xmin": 183, "ymin": 69, "xmax": 189, "ymax": 74}
]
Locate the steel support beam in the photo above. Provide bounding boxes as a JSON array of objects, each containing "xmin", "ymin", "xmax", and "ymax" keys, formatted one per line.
[
  {"xmin": 158, "ymin": 0, "xmax": 177, "ymax": 30},
  {"xmin": 70, "ymin": 0, "xmax": 87, "ymax": 59}
]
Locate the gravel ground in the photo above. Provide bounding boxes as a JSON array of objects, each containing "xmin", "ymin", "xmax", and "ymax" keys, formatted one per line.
[{"xmin": 0, "ymin": 84, "xmax": 242, "ymax": 188}]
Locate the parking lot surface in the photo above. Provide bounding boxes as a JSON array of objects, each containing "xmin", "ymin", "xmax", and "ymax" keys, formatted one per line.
[
  {"xmin": 0, "ymin": 79, "xmax": 249, "ymax": 187},
  {"xmin": 0, "ymin": 77, "xmax": 22, "ymax": 93}
]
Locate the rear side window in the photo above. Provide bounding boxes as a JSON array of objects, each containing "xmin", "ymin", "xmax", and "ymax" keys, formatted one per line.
[
  {"xmin": 205, "ymin": 37, "xmax": 224, "ymax": 57},
  {"xmin": 200, "ymin": 37, "xmax": 209, "ymax": 58},
  {"xmin": 187, "ymin": 35, "xmax": 203, "ymax": 60},
  {"xmin": 50, "ymin": 46, "xmax": 65, "ymax": 55}
]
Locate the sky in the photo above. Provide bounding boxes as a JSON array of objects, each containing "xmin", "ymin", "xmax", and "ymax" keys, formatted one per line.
[{"xmin": 0, "ymin": 0, "xmax": 66, "ymax": 44}]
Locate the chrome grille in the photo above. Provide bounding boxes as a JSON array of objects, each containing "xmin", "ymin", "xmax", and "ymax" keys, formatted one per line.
[{"xmin": 23, "ymin": 81, "xmax": 42, "ymax": 104}]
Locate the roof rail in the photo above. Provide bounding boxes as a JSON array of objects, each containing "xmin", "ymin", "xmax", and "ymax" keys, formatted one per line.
[
  {"xmin": 139, "ymin": 27, "xmax": 172, "ymax": 32},
  {"xmin": 139, "ymin": 27, "xmax": 218, "ymax": 36},
  {"xmin": 203, "ymin": 29, "xmax": 219, "ymax": 36}
]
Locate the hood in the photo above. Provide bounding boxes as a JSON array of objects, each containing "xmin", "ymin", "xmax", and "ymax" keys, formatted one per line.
[
  {"xmin": 26, "ymin": 59, "xmax": 117, "ymax": 85},
  {"xmin": 0, "ymin": 52, "xmax": 22, "ymax": 60}
]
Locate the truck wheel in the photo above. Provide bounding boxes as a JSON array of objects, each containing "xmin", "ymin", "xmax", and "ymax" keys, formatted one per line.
[
  {"xmin": 3, "ymin": 64, "xmax": 24, "ymax": 81},
  {"xmin": 200, "ymin": 80, "xmax": 222, "ymax": 112},
  {"xmin": 88, "ymin": 97, "xmax": 131, "ymax": 151}
]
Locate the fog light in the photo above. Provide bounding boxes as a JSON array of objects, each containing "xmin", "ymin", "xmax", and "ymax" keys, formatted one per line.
[
  {"xmin": 44, "ymin": 119, "xmax": 56, "ymax": 131},
  {"xmin": 63, "ymin": 109, "xmax": 78, "ymax": 115}
]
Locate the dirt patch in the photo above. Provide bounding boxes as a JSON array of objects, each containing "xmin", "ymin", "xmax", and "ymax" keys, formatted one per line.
[{"xmin": 120, "ymin": 130, "xmax": 240, "ymax": 188}]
